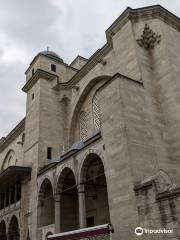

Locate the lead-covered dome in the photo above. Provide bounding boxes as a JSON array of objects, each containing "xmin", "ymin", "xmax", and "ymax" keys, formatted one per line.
[{"xmin": 39, "ymin": 49, "xmax": 63, "ymax": 62}]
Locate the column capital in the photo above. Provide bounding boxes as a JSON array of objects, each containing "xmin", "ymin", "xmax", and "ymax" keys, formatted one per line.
[
  {"xmin": 78, "ymin": 183, "xmax": 85, "ymax": 193},
  {"xmin": 55, "ymin": 193, "xmax": 61, "ymax": 202}
]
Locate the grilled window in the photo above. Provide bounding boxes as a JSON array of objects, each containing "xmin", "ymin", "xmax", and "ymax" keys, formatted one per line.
[
  {"xmin": 93, "ymin": 92, "xmax": 101, "ymax": 129},
  {"xmin": 79, "ymin": 111, "xmax": 88, "ymax": 140}
]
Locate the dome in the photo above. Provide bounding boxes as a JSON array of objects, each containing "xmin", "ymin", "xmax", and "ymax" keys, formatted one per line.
[{"xmin": 39, "ymin": 49, "xmax": 63, "ymax": 62}]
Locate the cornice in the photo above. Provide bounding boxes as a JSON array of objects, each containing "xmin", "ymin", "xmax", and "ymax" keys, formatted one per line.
[
  {"xmin": 70, "ymin": 55, "xmax": 88, "ymax": 67},
  {"xmin": 97, "ymin": 73, "xmax": 143, "ymax": 94},
  {"xmin": 129, "ymin": 5, "xmax": 180, "ymax": 30},
  {"xmin": 22, "ymin": 69, "xmax": 59, "ymax": 93},
  {"xmin": 66, "ymin": 43, "xmax": 111, "ymax": 86},
  {"xmin": 134, "ymin": 180, "xmax": 153, "ymax": 191},
  {"xmin": 0, "ymin": 118, "xmax": 25, "ymax": 153},
  {"xmin": 38, "ymin": 130, "xmax": 102, "ymax": 176},
  {"xmin": 156, "ymin": 187, "xmax": 180, "ymax": 200},
  {"xmin": 25, "ymin": 53, "xmax": 78, "ymax": 75},
  {"xmin": 57, "ymin": 5, "xmax": 180, "ymax": 88},
  {"xmin": 134, "ymin": 180, "xmax": 180, "ymax": 201},
  {"xmin": 106, "ymin": 5, "xmax": 180, "ymax": 41},
  {"xmin": 25, "ymin": 54, "xmax": 64, "ymax": 75}
]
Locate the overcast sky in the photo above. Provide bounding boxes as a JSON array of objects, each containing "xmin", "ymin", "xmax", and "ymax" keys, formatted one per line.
[{"xmin": 0, "ymin": 0, "xmax": 180, "ymax": 137}]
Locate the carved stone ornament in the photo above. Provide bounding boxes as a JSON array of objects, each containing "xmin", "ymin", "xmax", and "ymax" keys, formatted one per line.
[{"xmin": 137, "ymin": 24, "xmax": 161, "ymax": 49}]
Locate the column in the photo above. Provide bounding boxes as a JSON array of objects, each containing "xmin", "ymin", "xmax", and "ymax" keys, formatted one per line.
[
  {"xmin": 0, "ymin": 193, "xmax": 2, "ymax": 210},
  {"xmin": 0, "ymin": 193, "xmax": 4, "ymax": 211},
  {"xmin": 4, "ymin": 192, "xmax": 7, "ymax": 211},
  {"xmin": 8, "ymin": 188, "xmax": 12, "ymax": 208},
  {"xmin": 78, "ymin": 184, "xmax": 86, "ymax": 228},
  {"xmin": 14, "ymin": 184, "xmax": 17, "ymax": 206},
  {"xmin": 0, "ymin": 193, "xmax": 4, "ymax": 210},
  {"xmin": 55, "ymin": 194, "xmax": 61, "ymax": 233},
  {"xmin": 7, "ymin": 233, "xmax": 11, "ymax": 240},
  {"xmin": 16, "ymin": 183, "xmax": 21, "ymax": 201}
]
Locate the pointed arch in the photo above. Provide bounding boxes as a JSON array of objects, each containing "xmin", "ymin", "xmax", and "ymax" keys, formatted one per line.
[
  {"xmin": 80, "ymin": 152, "xmax": 110, "ymax": 227},
  {"xmin": 2, "ymin": 149, "xmax": 17, "ymax": 170},
  {"xmin": 38, "ymin": 178, "xmax": 55, "ymax": 227},
  {"xmin": 0, "ymin": 220, "xmax": 7, "ymax": 240},
  {"xmin": 56, "ymin": 167, "xmax": 79, "ymax": 231},
  {"xmin": 8, "ymin": 216, "xmax": 19, "ymax": 240},
  {"xmin": 69, "ymin": 75, "xmax": 111, "ymax": 145}
]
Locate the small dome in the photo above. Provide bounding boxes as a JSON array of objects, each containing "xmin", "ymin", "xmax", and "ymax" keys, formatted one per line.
[{"xmin": 39, "ymin": 49, "xmax": 63, "ymax": 62}]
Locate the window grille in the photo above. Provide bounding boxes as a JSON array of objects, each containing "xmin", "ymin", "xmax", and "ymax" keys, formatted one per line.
[
  {"xmin": 79, "ymin": 111, "xmax": 88, "ymax": 140},
  {"xmin": 93, "ymin": 92, "xmax": 101, "ymax": 129}
]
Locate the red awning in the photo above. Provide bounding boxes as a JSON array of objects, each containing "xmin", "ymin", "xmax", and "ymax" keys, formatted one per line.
[{"xmin": 48, "ymin": 224, "xmax": 114, "ymax": 240}]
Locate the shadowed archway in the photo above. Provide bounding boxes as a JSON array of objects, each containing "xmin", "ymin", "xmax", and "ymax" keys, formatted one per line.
[
  {"xmin": 8, "ymin": 216, "xmax": 19, "ymax": 240},
  {"xmin": 0, "ymin": 220, "xmax": 7, "ymax": 240},
  {"xmin": 38, "ymin": 179, "xmax": 55, "ymax": 227},
  {"xmin": 56, "ymin": 168, "xmax": 79, "ymax": 232},
  {"xmin": 81, "ymin": 153, "xmax": 110, "ymax": 227}
]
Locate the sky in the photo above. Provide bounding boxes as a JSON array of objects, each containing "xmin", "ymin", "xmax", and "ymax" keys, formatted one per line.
[{"xmin": 0, "ymin": 0, "xmax": 180, "ymax": 137}]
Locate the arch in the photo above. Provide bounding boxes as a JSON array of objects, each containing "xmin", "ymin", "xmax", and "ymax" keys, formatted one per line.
[
  {"xmin": 2, "ymin": 149, "xmax": 17, "ymax": 170},
  {"xmin": 55, "ymin": 164, "xmax": 75, "ymax": 194},
  {"xmin": 56, "ymin": 167, "xmax": 79, "ymax": 231},
  {"xmin": 37, "ymin": 178, "xmax": 55, "ymax": 227},
  {"xmin": 38, "ymin": 175, "xmax": 54, "ymax": 196},
  {"xmin": 80, "ymin": 153, "xmax": 110, "ymax": 227},
  {"xmin": 8, "ymin": 215, "xmax": 19, "ymax": 240},
  {"xmin": 0, "ymin": 220, "xmax": 7, "ymax": 240},
  {"xmin": 69, "ymin": 75, "xmax": 111, "ymax": 145},
  {"xmin": 56, "ymin": 167, "xmax": 77, "ymax": 194},
  {"xmin": 79, "ymin": 149, "xmax": 105, "ymax": 183}
]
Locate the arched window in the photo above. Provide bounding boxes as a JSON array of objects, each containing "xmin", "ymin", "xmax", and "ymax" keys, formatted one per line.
[
  {"xmin": 93, "ymin": 92, "xmax": 101, "ymax": 129},
  {"xmin": 79, "ymin": 111, "xmax": 88, "ymax": 140}
]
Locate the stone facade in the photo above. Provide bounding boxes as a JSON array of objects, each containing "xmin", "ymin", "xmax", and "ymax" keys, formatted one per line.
[{"xmin": 0, "ymin": 5, "xmax": 180, "ymax": 240}]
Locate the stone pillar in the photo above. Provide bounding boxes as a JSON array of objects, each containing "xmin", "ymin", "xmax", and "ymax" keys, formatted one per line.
[
  {"xmin": 55, "ymin": 194, "xmax": 61, "ymax": 233},
  {"xmin": 16, "ymin": 183, "xmax": 21, "ymax": 201},
  {"xmin": 0, "ymin": 193, "xmax": 2, "ymax": 210},
  {"xmin": 14, "ymin": 184, "xmax": 17, "ymax": 206},
  {"xmin": 78, "ymin": 184, "xmax": 86, "ymax": 228},
  {"xmin": 8, "ymin": 188, "xmax": 12, "ymax": 207},
  {"xmin": 0, "ymin": 193, "xmax": 4, "ymax": 210},
  {"xmin": 7, "ymin": 233, "xmax": 11, "ymax": 240},
  {"xmin": 4, "ymin": 192, "xmax": 7, "ymax": 210}
]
